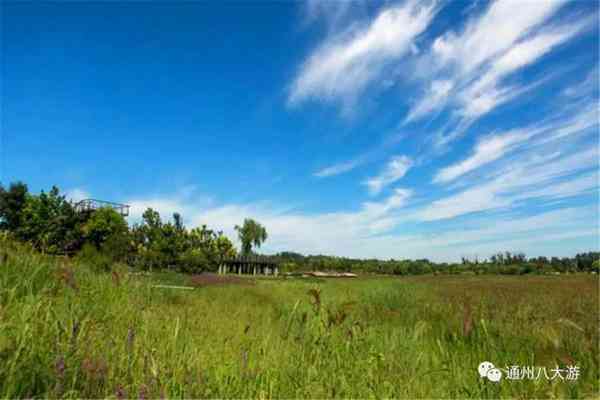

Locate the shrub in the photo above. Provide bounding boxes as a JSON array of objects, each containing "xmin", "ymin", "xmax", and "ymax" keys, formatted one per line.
[
  {"xmin": 75, "ymin": 243, "xmax": 113, "ymax": 273},
  {"xmin": 178, "ymin": 249, "xmax": 209, "ymax": 274}
]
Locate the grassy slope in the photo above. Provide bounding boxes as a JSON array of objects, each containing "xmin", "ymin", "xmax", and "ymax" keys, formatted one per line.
[{"xmin": 1, "ymin": 242, "xmax": 598, "ymax": 398}]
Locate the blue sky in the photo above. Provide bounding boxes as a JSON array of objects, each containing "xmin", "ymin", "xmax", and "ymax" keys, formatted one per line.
[{"xmin": 2, "ymin": 0, "xmax": 598, "ymax": 261}]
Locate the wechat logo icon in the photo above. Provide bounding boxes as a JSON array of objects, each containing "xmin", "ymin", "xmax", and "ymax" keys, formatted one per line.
[{"xmin": 479, "ymin": 361, "xmax": 503, "ymax": 382}]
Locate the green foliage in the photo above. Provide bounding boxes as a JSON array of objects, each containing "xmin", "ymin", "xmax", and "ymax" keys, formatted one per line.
[
  {"xmin": 235, "ymin": 218, "xmax": 267, "ymax": 255},
  {"xmin": 0, "ymin": 181, "xmax": 28, "ymax": 231},
  {"xmin": 82, "ymin": 208, "xmax": 129, "ymax": 249},
  {"xmin": 269, "ymin": 251, "xmax": 600, "ymax": 276},
  {"xmin": 130, "ymin": 210, "xmax": 237, "ymax": 273},
  {"xmin": 1, "ymin": 180, "xmax": 241, "ymax": 273},
  {"xmin": 15, "ymin": 186, "xmax": 85, "ymax": 254},
  {"xmin": 75, "ymin": 243, "xmax": 115, "ymax": 273}
]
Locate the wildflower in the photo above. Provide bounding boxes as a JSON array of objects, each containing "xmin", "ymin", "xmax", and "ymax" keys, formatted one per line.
[
  {"xmin": 54, "ymin": 356, "xmax": 66, "ymax": 377},
  {"xmin": 54, "ymin": 356, "xmax": 66, "ymax": 397},
  {"xmin": 327, "ymin": 309, "xmax": 347, "ymax": 327},
  {"xmin": 112, "ymin": 270, "xmax": 121, "ymax": 286},
  {"xmin": 127, "ymin": 327, "xmax": 136, "ymax": 352},
  {"xmin": 138, "ymin": 384, "xmax": 148, "ymax": 400},
  {"xmin": 307, "ymin": 288, "xmax": 321, "ymax": 313},
  {"xmin": 58, "ymin": 267, "xmax": 79, "ymax": 291},
  {"xmin": 70, "ymin": 320, "xmax": 81, "ymax": 351},
  {"xmin": 115, "ymin": 385, "xmax": 128, "ymax": 400},
  {"xmin": 82, "ymin": 357, "xmax": 108, "ymax": 382}
]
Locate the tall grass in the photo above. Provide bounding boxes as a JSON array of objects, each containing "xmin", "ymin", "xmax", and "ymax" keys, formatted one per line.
[{"xmin": 1, "ymin": 241, "xmax": 598, "ymax": 398}]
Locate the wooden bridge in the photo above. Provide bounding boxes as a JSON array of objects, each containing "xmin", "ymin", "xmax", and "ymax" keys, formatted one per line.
[
  {"xmin": 74, "ymin": 199, "xmax": 130, "ymax": 217},
  {"xmin": 219, "ymin": 255, "xmax": 279, "ymax": 276}
]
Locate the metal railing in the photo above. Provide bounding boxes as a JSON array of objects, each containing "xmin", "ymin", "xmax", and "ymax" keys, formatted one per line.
[{"xmin": 73, "ymin": 199, "xmax": 130, "ymax": 217}]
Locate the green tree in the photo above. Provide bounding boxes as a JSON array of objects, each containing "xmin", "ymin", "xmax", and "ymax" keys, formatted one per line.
[
  {"xmin": 592, "ymin": 259, "xmax": 600, "ymax": 273},
  {"xmin": 234, "ymin": 218, "xmax": 267, "ymax": 255},
  {"xmin": 18, "ymin": 186, "xmax": 83, "ymax": 253},
  {"xmin": 82, "ymin": 207, "xmax": 129, "ymax": 249},
  {"xmin": 212, "ymin": 234, "xmax": 237, "ymax": 265},
  {"xmin": 0, "ymin": 182, "xmax": 29, "ymax": 232}
]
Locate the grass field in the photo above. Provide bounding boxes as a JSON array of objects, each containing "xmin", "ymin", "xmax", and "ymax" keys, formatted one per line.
[{"xmin": 1, "ymin": 242, "xmax": 598, "ymax": 398}]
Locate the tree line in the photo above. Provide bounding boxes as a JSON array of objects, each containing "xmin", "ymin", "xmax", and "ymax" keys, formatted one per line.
[
  {"xmin": 0, "ymin": 182, "xmax": 267, "ymax": 273},
  {"xmin": 1, "ymin": 181, "xmax": 598, "ymax": 275},
  {"xmin": 267, "ymin": 250, "xmax": 599, "ymax": 275}
]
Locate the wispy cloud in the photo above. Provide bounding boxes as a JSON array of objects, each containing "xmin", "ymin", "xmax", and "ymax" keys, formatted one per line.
[
  {"xmin": 433, "ymin": 129, "xmax": 532, "ymax": 184},
  {"xmin": 406, "ymin": 0, "xmax": 593, "ymax": 146},
  {"xmin": 301, "ymin": 0, "xmax": 364, "ymax": 32},
  {"xmin": 363, "ymin": 155, "xmax": 413, "ymax": 195},
  {"xmin": 433, "ymin": 93, "xmax": 598, "ymax": 185},
  {"xmin": 430, "ymin": 0, "xmax": 568, "ymax": 74},
  {"xmin": 562, "ymin": 64, "xmax": 598, "ymax": 99},
  {"xmin": 289, "ymin": 0, "xmax": 438, "ymax": 109},
  {"xmin": 454, "ymin": 20, "xmax": 592, "ymax": 120},
  {"xmin": 420, "ymin": 145, "xmax": 598, "ymax": 221},
  {"xmin": 313, "ymin": 158, "xmax": 364, "ymax": 178},
  {"xmin": 404, "ymin": 79, "xmax": 453, "ymax": 123}
]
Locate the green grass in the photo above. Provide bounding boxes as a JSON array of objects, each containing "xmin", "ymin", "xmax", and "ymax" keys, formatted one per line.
[{"xmin": 1, "ymin": 242, "xmax": 598, "ymax": 398}]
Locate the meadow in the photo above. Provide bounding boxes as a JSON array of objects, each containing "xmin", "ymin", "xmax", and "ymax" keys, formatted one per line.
[{"xmin": 1, "ymin": 240, "xmax": 598, "ymax": 399}]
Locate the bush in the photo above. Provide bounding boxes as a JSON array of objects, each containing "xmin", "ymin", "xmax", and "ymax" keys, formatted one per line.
[
  {"xmin": 75, "ymin": 243, "xmax": 113, "ymax": 273},
  {"xmin": 99, "ymin": 233, "xmax": 131, "ymax": 263},
  {"xmin": 178, "ymin": 249, "xmax": 209, "ymax": 274}
]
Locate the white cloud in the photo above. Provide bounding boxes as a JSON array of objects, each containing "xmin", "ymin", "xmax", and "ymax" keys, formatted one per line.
[
  {"xmin": 362, "ymin": 188, "xmax": 412, "ymax": 218},
  {"xmin": 313, "ymin": 159, "xmax": 363, "ymax": 178},
  {"xmin": 418, "ymin": 181, "xmax": 509, "ymax": 221},
  {"xmin": 363, "ymin": 155, "xmax": 413, "ymax": 195},
  {"xmin": 65, "ymin": 188, "xmax": 90, "ymax": 203},
  {"xmin": 537, "ymin": 101, "xmax": 599, "ymax": 143},
  {"xmin": 407, "ymin": 205, "xmax": 597, "ymax": 261},
  {"xmin": 520, "ymin": 170, "xmax": 598, "ymax": 201},
  {"xmin": 420, "ymin": 144, "xmax": 599, "ymax": 221},
  {"xmin": 302, "ymin": 0, "xmax": 361, "ymax": 31},
  {"xmin": 431, "ymin": 0, "xmax": 568, "ymax": 73},
  {"xmin": 289, "ymin": 0, "xmax": 438, "ymax": 107},
  {"xmin": 469, "ymin": 27, "xmax": 582, "ymax": 94},
  {"xmin": 124, "ymin": 186, "xmax": 413, "ymax": 255},
  {"xmin": 405, "ymin": 79, "xmax": 454, "ymax": 122},
  {"xmin": 433, "ymin": 129, "xmax": 533, "ymax": 183},
  {"xmin": 433, "ymin": 96, "xmax": 599, "ymax": 185},
  {"xmin": 121, "ymin": 173, "xmax": 596, "ymax": 261},
  {"xmin": 562, "ymin": 64, "xmax": 598, "ymax": 99},
  {"xmin": 405, "ymin": 0, "xmax": 593, "ymax": 145},
  {"xmin": 454, "ymin": 21, "xmax": 591, "ymax": 120}
]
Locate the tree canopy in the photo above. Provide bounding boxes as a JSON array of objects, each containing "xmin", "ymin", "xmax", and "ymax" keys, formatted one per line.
[
  {"xmin": 235, "ymin": 218, "xmax": 268, "ymax": 255},
  {"xmin": 0, "ymin": 182, "xmax": 237, "ymax": 273}
]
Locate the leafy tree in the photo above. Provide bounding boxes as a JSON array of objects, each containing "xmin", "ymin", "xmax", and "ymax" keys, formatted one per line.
[
  {"xmin": 235, "ymin": 218, "xmax": 267, "ymax": 255},
  {"xmin": 0, "ymin": 182, "xmax": 29, "ymax": 232},
  {"xmin": 592, "ymin": 259, "xmax": 600, "ymax": 273},
  {"xmin": 17, "ymin": 186, "xmax": 83, "ymax": 253},
  {"xmin": 82, "ymin": 207, "xmax": 129, "ymax": 249},
  {"xmin": 212, "ymin": 234, "xmax": 237, "ymax": 265}
]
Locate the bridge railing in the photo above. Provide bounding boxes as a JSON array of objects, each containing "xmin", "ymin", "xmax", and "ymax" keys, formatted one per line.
[{"xmin": 74, "ymin": 199, "xmax": 130, "ymax": 217}]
